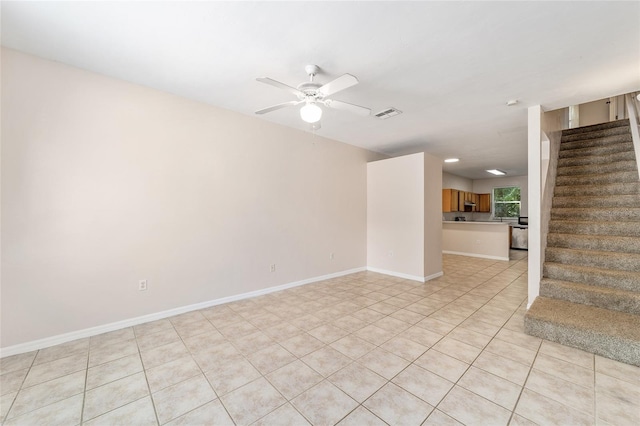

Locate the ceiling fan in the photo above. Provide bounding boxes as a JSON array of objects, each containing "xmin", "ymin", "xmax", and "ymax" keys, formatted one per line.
[{"xmin": 255, "ymin": 65, "xmax": 371, "ymax": 128}]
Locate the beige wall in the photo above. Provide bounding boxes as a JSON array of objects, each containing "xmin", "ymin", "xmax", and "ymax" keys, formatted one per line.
[
  {"xmin": 580, "ymin": 98, "xmax": 610, "ymax": 127},
  {"xmin": 1, "ymin": 49, "xmax": 382, "ymax": 348},
  {"xmin": 424, "ymin": 154, "xmax": 443, "ymax": 278},
  {"xmin": 367, "ymin": 153, "xmax": 443, "ymax": 280},
  {"xmin": 367, "ymin": 153, "xmax": 425, "ymax": 279},
  {"xmin": 442, "ymin": 172, "xmax": 472, "ymax": 191}
]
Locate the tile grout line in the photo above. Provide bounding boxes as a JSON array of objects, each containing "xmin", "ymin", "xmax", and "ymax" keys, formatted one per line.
[
  {"xmin": 79, "ymin": 346, "xmax": 90, "ymax": 425},
  {"xmin": 2, "ymin": 348, "xmax": 39, "ymax": 423},
  {"xmin": 134, "ymin": 326, "xmax": 162, "ymax": 426}
]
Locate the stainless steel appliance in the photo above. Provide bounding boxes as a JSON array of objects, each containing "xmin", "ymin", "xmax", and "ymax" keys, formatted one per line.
[{"xmin": 511, "ymin": 219, "xmax": 528, "ymax": 250}]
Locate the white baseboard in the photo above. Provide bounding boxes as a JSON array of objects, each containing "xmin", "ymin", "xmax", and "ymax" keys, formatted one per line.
[
  {"xmin": 1, "ymin": 266, "xmax": 366, "ymax": 358},
  {"xmin": 442, "ymin": 250, "xmax": 509, "ymax": 261},
  {"xmin": 366, "ymin": 267, "xmax": 443, "ymax": 283},
  {"xmin": 424, "ymin": 271, "xmax": 444, "ymax": 281}
]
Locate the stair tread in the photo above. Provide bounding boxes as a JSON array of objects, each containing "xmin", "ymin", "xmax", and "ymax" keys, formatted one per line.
[
  {"xmin": 553, "ymin": 194, "xmax": 640, "ymax": 200},
  {"xmin": 552, "ymin": 194, "xmax": 640, "ymax": 207},
  {"xmin": 526, "ymin": 297, "xmax": 640, "ymax": 340},
  {"xmin": 558, "ymin": 144, "xmax": 634, "ymax": 158},
  {"xmin": 558, "ymin": 154, "xmax": 636, "ymax": 164},
  {"xmin": 560, "ymin": 134, "xmax": 632, "ymax": 148},
  {"xmin": 561, "ymin": 119, "xmax": 629, "ymax": 135},
  {"xmin": 525, "ymin": 297, "xmax": 640, "ymax": 366},
  {"xmin": 557, "ymin": 161, "xmax": 637, "ymax": 176},
  {"xmin": 540, "ymin": 278, "xmax": 640, "ymax": 314},
  {"xmin": 548, "ymin": 220, "xmax": 640, "ymax": 237},
  {"xmin": 561, "ymin": 125, "xmax": 632, "ymax": 142},
  {"xmin": 544, "ymin": 261, "xmax": 640, "ymax": 277},
  {"xmin": 554, "ymin": 181, "xmax": 640, "ymax": 191},
  {"xmin": 551, "ymin": 207, "xmax": 640, "ymax": 221},
  {"xmin": 546, "ymin": 246, "xmax": 640, "ymax": 272},
  {"xmin": 547, "ymin": 233, "xmax": 640, "ymax": 253},
  {"xmin": 541, "ymin": 278, "xmax": 640, "ymax": 296},
  {"xmin": 547, "ymin": 246, "xmax": 640, "ymax": 258},
  {"xmin": 544, "ymin": 262, "xmax": 640, "ymax": 292},
  {"xmin": 555, "ymin": 170, "xmax": 639, "ymax": 183}
]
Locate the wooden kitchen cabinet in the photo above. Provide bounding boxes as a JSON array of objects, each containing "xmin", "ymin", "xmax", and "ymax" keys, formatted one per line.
[
  {"xmin": 458, "ymin": 191, "xmax": 466, "ymax": 211},
  {"xmin": 459, "ymin": 191, "xmax": 475, "ymax": 211},
  {"xmin": 478, "ymin": 193, "xmax": 491, "ymax": 213},
  {"xmin": 443, "ymin": 189, "xmax": 491, "ymax": 213},
  {"xmin": 442, "ymin": 189, "xmax": 459, "ymax": 212}
]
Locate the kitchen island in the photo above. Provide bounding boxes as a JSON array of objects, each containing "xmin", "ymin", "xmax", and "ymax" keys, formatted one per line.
[{"xmin": 442, "ymin": 221, "xmax": 511, "ymax": 261}]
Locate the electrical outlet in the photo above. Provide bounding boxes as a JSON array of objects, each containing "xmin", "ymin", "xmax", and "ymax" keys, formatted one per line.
[
  {"xmin": 330, "ymin": 252, "xmax": 335, "ymax": 260},
  {"xmin": 270, "ymin": 264, "xmax": 276, "ymax": 272},
  {"xmin": 139, "ymin": 280, "xmax": 148, "ymax": 291}
]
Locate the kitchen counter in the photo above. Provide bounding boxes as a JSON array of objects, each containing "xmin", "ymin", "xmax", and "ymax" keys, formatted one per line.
[
  {"xmin": 442, "ymin": 221, "xmax": 511, "ymax": 261},
  {"xmin": 442, "ymin": 221, "xmax": 511, "ymax": 226}
]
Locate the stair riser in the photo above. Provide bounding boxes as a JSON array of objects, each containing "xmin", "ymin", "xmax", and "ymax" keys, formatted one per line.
[
  {"xmin": 544, "ymin": 263, "xmax": 640, "ymax": 291},
  {"xmin": 552, "ymin": 194, "xmax": 640, "ymax": 208},
  {"xmin": 561, "ymin": 134, "xmax": 632, "ymax": 151},
  {"xmin": 551, "ymin": 208, "xmax": 640, "ymax": 222},
  {"xmin": 558, "ymin": 143, "xmax": 634, "ymax": 159},
  {"xmin": 558, "ymin": 151, "xmax": 637, "ymax": 168},
  {"xmin": 562, "ymin": 125, "xmax": 631, "ymax": 143},
  {"xmin": 556, "ymin": 160, "xmax": 638, "ymax": 177},
  {"xmin": 524, "ymin": 316, "xmax": 640, "ymax": 366},
  {"xmin": 545, "ymin": 248, "xmax": 640, "ymax": 272},
  {"xmin": 547, "ymin": 234, "xmax": 640, "ymax": 254},
  {"xmin": 548, "ymin": 221, "xmax": 640, "ymax": 237},
  {"xmin": 540, "ymin": 281, "xmax": 640, "ymax": 315},
  {"xmin": 554, "ymin": 182, "xmax": 640, "ymax": 196},
  {"xmin": 561, "ymin": 119, "xmax": 629, "ymax": 136},
  {"xmin": 555, "ymin": 171, "xmax": 639, "ymax": 186}
]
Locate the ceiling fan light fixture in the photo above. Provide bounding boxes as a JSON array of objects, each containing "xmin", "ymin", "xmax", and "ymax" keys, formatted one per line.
[{"xmin": 300, "ymin": 102, "xmax": 322, "ymax": 123}]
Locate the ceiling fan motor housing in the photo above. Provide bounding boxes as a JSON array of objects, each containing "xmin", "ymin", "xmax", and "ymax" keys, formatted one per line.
[{"xmin": 297, "ymin": 82, "xmax": 322, "ymax": 100}]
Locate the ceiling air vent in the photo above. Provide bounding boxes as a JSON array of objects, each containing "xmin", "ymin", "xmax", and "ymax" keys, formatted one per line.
[{"xmin": 374, "ymin": 107, "xmax": 402, "ymax": 119}]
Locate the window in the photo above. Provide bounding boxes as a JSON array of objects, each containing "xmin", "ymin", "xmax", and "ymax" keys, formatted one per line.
[{"xmin": 493, "ymin": 186, "xmax": 521, "ymax": 218}]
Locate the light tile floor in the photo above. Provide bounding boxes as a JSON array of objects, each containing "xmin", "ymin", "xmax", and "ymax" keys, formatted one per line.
[{"xmin": 2, "ymin": 252, "xmax": 639, "ymax": 425}]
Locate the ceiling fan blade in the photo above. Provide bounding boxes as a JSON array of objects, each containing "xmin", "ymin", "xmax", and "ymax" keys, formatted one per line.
[
  {"xmin": 323, "ymin": 99, "xmax": 371, "ymax": 116},
  {"xmin": 317, "ymin": 74, "xmax": 359, "ymax": 97},
  {"xmin": 255, "ymin": 100, "xmax": 302, "ymax": 115},
  {"xmin": 256, "ymin": 77, "xmax": 304, "ymax": 97}
]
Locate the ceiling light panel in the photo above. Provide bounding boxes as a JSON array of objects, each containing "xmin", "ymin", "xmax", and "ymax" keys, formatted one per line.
[{"xmin": 486, "ymin": 169, "xmax": 506, "ymax": 176}]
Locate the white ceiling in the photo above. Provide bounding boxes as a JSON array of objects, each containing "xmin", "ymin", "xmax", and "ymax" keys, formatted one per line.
[{"xmin": 2, "ymin": 1, "xmax": 639, "ymax": 179}]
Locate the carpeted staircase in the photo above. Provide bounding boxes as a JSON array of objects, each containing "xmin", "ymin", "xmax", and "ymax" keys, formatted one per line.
[{"xmin": 524, "ymin": 119, "xmax": 640, "ymax": 366}]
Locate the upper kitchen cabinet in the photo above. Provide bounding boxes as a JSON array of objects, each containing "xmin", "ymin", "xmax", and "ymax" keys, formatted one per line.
[
  {"xmin": 442, "ymin": 189, "xmax": 459, "ymax": 212},
  {"xmin": 442, "ymin": 189, "xmax": 492, "ymax": 213},
  {"xmin": 459, "ymin": 191, "xmax": 475, "ymax": 212},
  {"xmin": 478, "ymin": 193, "xmax": 491, "ymax": 213}
]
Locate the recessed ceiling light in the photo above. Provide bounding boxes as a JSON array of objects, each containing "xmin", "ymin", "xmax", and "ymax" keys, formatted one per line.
[
  {"xmin": 506, "ymin": 100, "xmax": 518, "ymax": 106},
  {"xmin": 444, "ymin": 158, "xmax": 459, "ymax": 163},
  {"xmin": 486, "ymin": 169, "xmax": 506, "ymax": 176}
]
